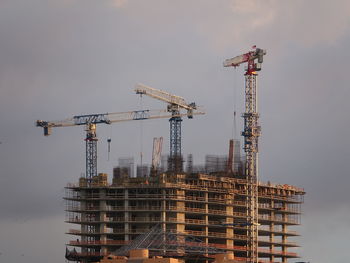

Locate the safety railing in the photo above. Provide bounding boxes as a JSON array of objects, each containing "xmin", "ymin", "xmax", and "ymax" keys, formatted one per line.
[
  {"xmin": 67, "ymin": 215, "xmax": 298, "ymax": 225},
  {"xmin": 257, "ymin": 248, "xmax": 297, "ymax": 257},
  {"xmin": 258, "ymin": 203, "xmax": 301, "ymax": 213},
  {"xmin": 258, "ymin": 226, "xmax": 298, "ymax": 236},
  {"xmin": 69, "ymin": 240, "xmax": 127, "ymax": 246},
  {"xmin": 258, "ymin": 215, "xmax": 299, "ymax": 224},
  {"xmin": 67, "ymin": 179, "xmax": 304, "ymax": 193},
  {"xmin": 66, "ymin": 188, "xmax": 302, "ymax": 206},
  {"xmin": 185, "ymin": 218, "xmax": 206, "ymax": 224}
]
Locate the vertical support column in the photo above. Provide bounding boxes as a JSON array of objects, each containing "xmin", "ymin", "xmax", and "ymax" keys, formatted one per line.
[
  {"xmin": 176, "ymin": 189, "xmax": 185, "ymax": 254},
  {"xmin": 161, "ymin": 189, "xmax": 166, "ymax": 231},
  {"xmin": 99, "ymin": 189, "xmax": 107, "ymax": 255},
  {"xmin": 161, "ymin": 188, "xmax": 167, "ymax": 255},
  {"xmin": 269, "ymin": 200, "xmax": 275, "ymax": 262},
  {"xmin": 204, "ymin": 192, "xmax": 209, "ymax": 252},
  {"xmin": 176, "ymin": 189, "xmax": 185, "ymax": 226},
  {"xmin": 282, "ymin": 202, "xmax": 287, "ymax": 263},
  {"xmin": 80, "ymin": 189, "xmax": 88, "ymax": 257},
  {"xmin": 226, "ymin": 195, "xmax": 234, "ymax": 248},
  {"xmin": 124, "ymin": 189, "xmax": 129, "ymax": 242}
]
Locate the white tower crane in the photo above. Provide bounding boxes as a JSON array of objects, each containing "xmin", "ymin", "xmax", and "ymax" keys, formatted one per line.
[
  {"xmin": 36, "ymin": 109, "xmax": 195, "ymax": 184},
  {"xmin": 224, "ymin": 47, "xmax": 266, "ymax": 263},
  {"xmin": 135, "ymin": 83, "xmax": 204, "ymax": 173}
]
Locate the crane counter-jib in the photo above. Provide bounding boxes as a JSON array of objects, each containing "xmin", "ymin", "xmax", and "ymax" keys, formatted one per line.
[{"xmin": 223, "ymin": 48, "xmax": 266, "ymax": 69}]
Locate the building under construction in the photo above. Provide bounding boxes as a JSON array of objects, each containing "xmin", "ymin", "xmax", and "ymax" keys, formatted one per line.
[
  {"xmin": 65, "ymin": 150, "xmax": 304, "ymax": 263},
  {"xmin": 36, "ymin": 47, "xmax": 305, "ymax": 263}
]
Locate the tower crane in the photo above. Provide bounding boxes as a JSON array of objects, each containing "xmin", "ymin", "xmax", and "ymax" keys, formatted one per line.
[
  {"xmin": 134, "ymin": 83, "xmax": 204, "ymax": 173},
  {"xmin": 224, "ymin": 47, "xmax": 266, "ymax": 263},
  {"xmin": 36, "ymin": 109, "xmax": 196, "ymax": 184}
]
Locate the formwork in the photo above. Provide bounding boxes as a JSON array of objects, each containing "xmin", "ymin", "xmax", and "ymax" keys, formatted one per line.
[{"xmin": 65, "ymin": 170, "xmax": 304, "ymax": 263}]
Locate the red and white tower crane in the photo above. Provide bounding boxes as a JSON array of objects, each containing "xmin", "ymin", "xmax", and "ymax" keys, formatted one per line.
[{"xmin": 224, "ymin": 47, "xmax": 266, "ymax": 263}]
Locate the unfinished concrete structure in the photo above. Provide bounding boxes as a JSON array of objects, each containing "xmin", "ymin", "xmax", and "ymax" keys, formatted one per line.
[{"xmin": 65, "ymin": 156, "xmax": 304, "ymax": 263}]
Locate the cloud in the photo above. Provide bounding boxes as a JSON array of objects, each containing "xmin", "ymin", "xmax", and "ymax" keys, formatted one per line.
[
  {"xmin": 187, "ymin": 0, "xmax": 350, "ymax": 51},
  {"xmin": 229, "ymin": 0, "xmax": 276, "ymax": 29},
  {"xmin": 112, "ymin": 0, "xmax": 128, "ymax": 8},
  {"xmin": 274, "ymin": 0, "xmax": 350, "ymax": 47}
]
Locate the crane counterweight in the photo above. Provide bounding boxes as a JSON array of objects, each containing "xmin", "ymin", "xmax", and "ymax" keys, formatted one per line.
[{"xmin": 223, "ymin": 48, "xmax": 266, "ymax": 74}]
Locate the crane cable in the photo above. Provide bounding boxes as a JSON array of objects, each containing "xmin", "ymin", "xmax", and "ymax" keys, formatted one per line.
[
  {"xmin": 107, "ymin": 125, "xmax": 112, "ymax": 161},
  {"xmin": 139, "ymin": 93, "xmax": 144, "ymax": 170},
  {"xmin": 233, "ymin": 68, "xmax": 238, "ymax": 140}
]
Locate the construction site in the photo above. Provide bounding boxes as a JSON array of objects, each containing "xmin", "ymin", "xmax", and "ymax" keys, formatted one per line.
[{"xmin": 36, "ymin": 47, "xmax": 305, "ymax": 263}]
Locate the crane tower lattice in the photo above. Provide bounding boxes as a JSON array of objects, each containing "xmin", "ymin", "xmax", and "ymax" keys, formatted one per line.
[{"xmin": 224, "ymin": 47, "xmax": 266, "ymax": 263}]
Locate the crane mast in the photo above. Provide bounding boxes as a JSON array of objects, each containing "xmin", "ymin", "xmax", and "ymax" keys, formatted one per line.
[
  {"xmin": 85, "ymin": 123, "xmax": 98, "ymax": 183},
  {"xmin": 224, "ymin": 47, "xmax": 266, "ymax": 263},
  {"xmin": 168, "ymin": 104, "xmax": 182, "ymax": 173}
]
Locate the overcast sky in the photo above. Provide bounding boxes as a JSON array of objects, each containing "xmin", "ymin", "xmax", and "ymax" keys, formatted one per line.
[{"xmin": 0, "ymin": 1, "xmax": 349, "ymax": 262}]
